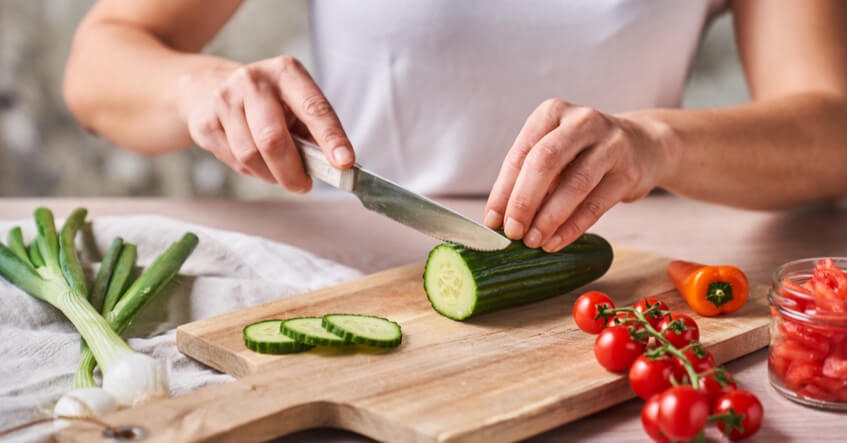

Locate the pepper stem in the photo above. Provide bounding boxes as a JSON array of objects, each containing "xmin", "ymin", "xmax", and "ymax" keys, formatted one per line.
[{"xmin": 706, "ymin": 281, "xmax": 734, "ymax": 307}]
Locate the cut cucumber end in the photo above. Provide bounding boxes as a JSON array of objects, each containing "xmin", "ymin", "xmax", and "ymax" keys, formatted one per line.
[
  {"xmin": 322, "ymin": 314, "xmax": 402, "ymax": 348},
  {"xmin": 281, "ymin": 317, "xmax": 350, "ymax": 346},
  {"xmin": 243, "ymin": 320, "xmax": 313, "ymax": 354},
  {"xmin": 423, "ymin": 234, "xmax": 613, "ymax": 321},
  {"xmin": 423, "ymin": 244, "xmax": 477, "ymax": 321}
]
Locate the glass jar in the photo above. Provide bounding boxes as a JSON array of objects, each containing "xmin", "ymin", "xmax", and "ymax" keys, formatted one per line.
[{"xmin": 768, "ymin": 257, "xmax": 847, "ymax": 410}]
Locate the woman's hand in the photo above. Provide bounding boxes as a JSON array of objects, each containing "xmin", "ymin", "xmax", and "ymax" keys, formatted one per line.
[
  {"xmin": 175, "ymin": 55, "xmax": 354, "ymax": 193},
  {"xmin": 484, "ymin": 99, "xmax": 676, "ymax": 252}
]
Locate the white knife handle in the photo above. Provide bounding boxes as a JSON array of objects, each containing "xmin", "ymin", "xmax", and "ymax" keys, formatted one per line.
[{"xmin": 292, "ymin": 134, "xmax": 357, "ymax": 191}]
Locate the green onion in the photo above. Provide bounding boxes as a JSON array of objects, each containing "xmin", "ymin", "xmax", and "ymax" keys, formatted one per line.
[
  {"xmin": 72, "ymin": 235, "xmax": 197, "ymax": 390},
  {"xmin": 72, "ymin": 350, "xmax": 99, "ymax": 389},
  {"xmin": 107, "ymin": 234, "xmax": 197, "ymax": 329},
  {"xmin": 90, "ymin": 237, "xmax": 124, "ymax": 314},
  {"xmin": 27, "ymin": 241, "xmax": 45, "ymax": 268},
  {"xmin": 59, "ymin": 208, "xmax": 89, "ymax": 296},
  {"xmin": 7, "ymin": 227, "xmax": 32, "ymax": 267},
  {"xmin": 101, "ymin": 243, "xmax": 137, "ymax": 315},
  {"xmin": 73, "ymin": 237, "xmax": 125, "ymax": 389},
  {"xmin": 0, "ymin": 208, "xmax": 197, "ymax": 408},
  {"xmin": 0, "ymin": 240, "xmax": 50, "ymax": 300},
  {"xmin": 34, "ymin": 207, "xmax": 61, "ymax": 276}
]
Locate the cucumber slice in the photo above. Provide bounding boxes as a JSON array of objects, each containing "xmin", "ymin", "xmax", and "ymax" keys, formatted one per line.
[
  {"xmin": 243, "ymin": 320, "xmax": 313, "ymax": 354},
  {"xmin": 322, "ymin": 314, "xmax": 402, "ymax": 348},
  {"xmin": 281, "ymin": 317, "xmax": 349, "ymax": 346}
]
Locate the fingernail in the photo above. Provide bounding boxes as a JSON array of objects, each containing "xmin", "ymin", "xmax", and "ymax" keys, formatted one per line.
[
  {"xmin": 332, "ymin": 146, "xmax": 353, "ymax": 166},
  {"xmin": 504, "ymin": 217, "xmax": 525, "ymax": 239},
  {"xmin": 524, "ymin": 228, "xmax": 542, "ymax": 248},
  {"xmin": 484, "ymin": 210, "xmax": 502, "ymax": 228},
  {"xmin": 543, "ymin": 236, "xmax": 561, "ymax": 253}
]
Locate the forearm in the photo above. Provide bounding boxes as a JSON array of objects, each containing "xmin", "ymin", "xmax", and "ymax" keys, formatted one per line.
[
  {"xmin": 628, "ymin": 92, "xmax": 847, "ymax": 210},
  {"xmin": 63, "ymin": 21, "xmax": 239, "ymax": 154}
]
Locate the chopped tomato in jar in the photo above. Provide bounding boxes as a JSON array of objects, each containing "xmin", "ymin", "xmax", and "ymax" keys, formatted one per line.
[{"xmin": 770, "ymin": 258, "xmax": 847, "ymax": 407}]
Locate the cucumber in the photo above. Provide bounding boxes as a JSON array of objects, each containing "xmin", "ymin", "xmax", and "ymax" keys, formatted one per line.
[
  {"xmin": 322, "ymin": 314, "xmax": 402, "ymax": 348},
  {"xmin": 243, "ymin": 320, "xmax": 313, "ymax": 354},
  {"xmin": 281, "ymin": 317, "xmax": 350, "ymax": 346},
  {"xmin": 423, "ymin": 233, "xmax": 613, "ymax": 321}
]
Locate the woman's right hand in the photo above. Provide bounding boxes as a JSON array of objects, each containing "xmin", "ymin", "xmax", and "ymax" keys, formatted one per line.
[{"xmin": 175, "ymin": 55, "xmax": 355, "ymax": 193}]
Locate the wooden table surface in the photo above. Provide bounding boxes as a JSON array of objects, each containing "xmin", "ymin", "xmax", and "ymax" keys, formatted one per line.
[{"xmin": 3, "ymin": 195, "xmax": 847, "ymax": 442}]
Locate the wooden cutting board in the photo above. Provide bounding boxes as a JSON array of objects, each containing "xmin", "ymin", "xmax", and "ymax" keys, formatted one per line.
[{"xmin": 57, "ymin": 245, "xmax": 770, "ymax": 443}]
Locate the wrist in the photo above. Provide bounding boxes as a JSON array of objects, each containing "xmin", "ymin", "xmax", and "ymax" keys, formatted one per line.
[{"xmin": 619, "ymin": 109, "xmax": 682, "ymax": 189}]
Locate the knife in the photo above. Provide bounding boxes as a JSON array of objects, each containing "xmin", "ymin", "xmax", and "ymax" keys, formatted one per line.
[{"xmin": 292, "ymin": 135, "xmax": 511, "ymax": 251}]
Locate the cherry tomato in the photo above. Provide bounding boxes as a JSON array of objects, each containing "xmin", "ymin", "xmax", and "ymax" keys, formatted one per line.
[
  {"xmin": 681, "ymin": 346, "xmax": 715, "ymax": 374},
  {"xmin": 713, "ymin": 390, "xmax": 763, "ymax": 440},
  {"xmin": 656, "ymin": 386, "xmax": 710, "ymax": 441},
  {"xmin": 633, "ymin": 297, "xmax": 670, "ymax": 330},
  {"xmin": 640, "ymin": 394, "xmax": 669, "ymax": 443},
  {"xmin": 658, "ymin": 314, "xmax": 699, "ymax": 349},
  {"xmin": 573, "ymin": 291, "xmax": 615, "ymax": 334},
  {"xmin": 628, "ymin": 355, "xmax": 675, "ymax": 400},
  {"xmin": 593, "ymin": 325, "xmax": 645, "ymax": 372},
  {"xmin": 698, "ymin": 369, "xmax": 738, "ymax": 406}
]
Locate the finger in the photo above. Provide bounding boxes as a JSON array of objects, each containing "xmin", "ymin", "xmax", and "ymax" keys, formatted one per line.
[
  {"xmin": 218, "ymin": 105, "xmax": 277, "ymax": 184},
  {"xmin": 484, "ymin": 99, "xmax": 568, "ymax": 230},
  {"xmin": 542, "ymin": 176, "xmax": 625, "ymax": 253},
  {"xmin": 523, "ymin": 147, "xmax": 608, "ymax": 248},
  {"xmin": 188, "ymin": 114, "xmax": 251, "ymax": 176},
  {"xmin": 243, "ymin": 80, "xmax": 313, "ymax": 192},
  {"xmin": 271, "ymin": 56, "xmax": 355, "ymax": 169},
  {"xmin": 502, "ymin": 108, "xmax": 608, "ymax": 241}
]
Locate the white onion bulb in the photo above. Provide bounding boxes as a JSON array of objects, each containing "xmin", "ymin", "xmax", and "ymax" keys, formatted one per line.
[
  {"xmin": 102, "ymin": 353, "xmax": 169, "ymax": 407},
  {"xmin": 53, "ymin": 387, "xmax": 119, "ymax": 428}
]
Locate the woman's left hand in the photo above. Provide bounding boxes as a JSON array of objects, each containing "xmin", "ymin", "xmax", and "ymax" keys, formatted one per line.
[{"xmin": 484, "ymin": 98, "xmax": 676, "ymax": 252}]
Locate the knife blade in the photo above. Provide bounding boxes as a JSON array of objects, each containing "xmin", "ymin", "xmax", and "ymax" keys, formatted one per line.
[{"xmin": 293, "ymin": 135, "xmax": 511, "ymax": 251}]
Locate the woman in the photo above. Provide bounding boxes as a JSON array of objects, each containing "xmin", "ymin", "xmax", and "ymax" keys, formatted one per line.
[{"xmin": 63, "ymin": 0, "xmax": 847, "ymax": 252}]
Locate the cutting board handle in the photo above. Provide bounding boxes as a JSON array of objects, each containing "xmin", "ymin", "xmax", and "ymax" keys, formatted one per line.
[{"xmin": 56, "ymin": 374, "xmax": 339, "ymax": 443}]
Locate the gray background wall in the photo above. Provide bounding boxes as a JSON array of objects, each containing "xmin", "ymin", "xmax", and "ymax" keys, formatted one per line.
[{"xmin": 0, "ymin": 1, "xmax": 748, "ymax": 198}]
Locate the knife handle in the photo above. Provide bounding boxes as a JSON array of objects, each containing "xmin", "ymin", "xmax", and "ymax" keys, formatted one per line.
[{"xmin": 292, "ymin": 134, "xmax": 357, "ymax": 191}]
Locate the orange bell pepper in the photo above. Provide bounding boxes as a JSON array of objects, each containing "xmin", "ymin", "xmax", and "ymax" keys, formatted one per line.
[{"xmin": 667, "ymin": 260, "xmax": 749, "ymax": 316}]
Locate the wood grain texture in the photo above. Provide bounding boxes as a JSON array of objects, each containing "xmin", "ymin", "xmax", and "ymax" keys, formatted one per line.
[{"xmin": 56, "ymin": 245, "xmax": 770, "ymax": 443}]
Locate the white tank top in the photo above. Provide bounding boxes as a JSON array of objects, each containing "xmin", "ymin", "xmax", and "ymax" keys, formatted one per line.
[{"xmin": 309, "ymin": 0, "xmax": 727, "ymax": 196}]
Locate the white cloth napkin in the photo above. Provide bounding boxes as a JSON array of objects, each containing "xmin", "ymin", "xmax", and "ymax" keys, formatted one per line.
[{"xmin": 0, "ymin": 215, "xmax": 362, "ymax": 443}]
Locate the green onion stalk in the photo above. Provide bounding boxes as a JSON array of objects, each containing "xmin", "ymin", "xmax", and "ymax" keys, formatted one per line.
[
  {"xmin": 0, "ymin": 208, "xmax": 198, "ymax": 410},
  {"xmin": 73, "ymin": 238, "xmax": 134, "ymax": 389}
]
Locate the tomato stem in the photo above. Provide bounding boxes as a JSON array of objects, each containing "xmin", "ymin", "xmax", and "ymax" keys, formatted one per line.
[
  {"xmin": 606, "ymin": 306, "xmax": 701, "ymax": 386},
  {"xmin": 709, "ymin": 408, "xmax": 746, "ymax": 436}
]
